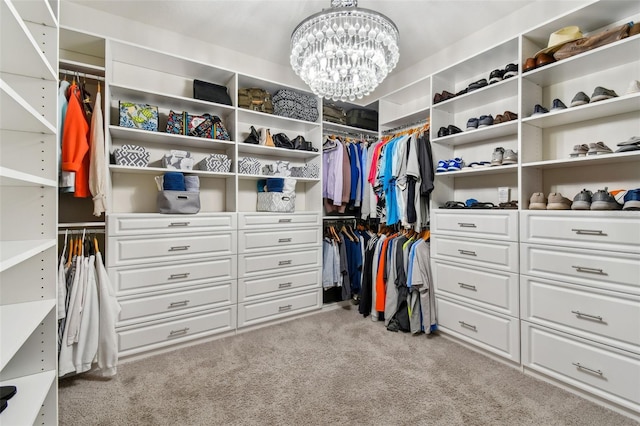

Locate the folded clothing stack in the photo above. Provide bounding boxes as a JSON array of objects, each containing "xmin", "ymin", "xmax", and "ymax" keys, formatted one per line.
[
  {"xmin": 272, "ymin": 89, "xmax": 319, "ymax": 122},
  {"xmin": 113, "ymin": 144, "xmax": 150, "ymax": 167},
  {"xmin": 257, "ymin": 178, "xmax": 295, "ymax": 193}
]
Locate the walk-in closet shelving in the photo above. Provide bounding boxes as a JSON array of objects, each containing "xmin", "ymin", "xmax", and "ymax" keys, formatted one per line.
[
  {"xmin": 0, "ymin": 0, "xmax": 59, "ymax": 423},
  {"xmin": 378, "ymin": 76, "xmax": 431, "ymax": 130}
]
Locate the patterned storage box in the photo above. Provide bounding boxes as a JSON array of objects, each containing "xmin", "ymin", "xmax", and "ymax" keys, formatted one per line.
[
  {"xmin": 272, "ymin": 89, "xmax": 319, "ymax": 122},
  {"xmin": 119, "ymin": 102, "xmax": 159, "ymax": 131},
  {"xmin": 257, "ymin": 191, "xmax": 296, "ymax": 213},
  {"xmin": 196, "ymin": 154, "xmax": 232, "ymax": 173},
  {"xmin": 113, "ymin": 144, "xmax": 150, "ymax": 167},
  {"xmin": 238, "ymin": 157, "xmax": 261, "ymax": 175},
  {"xmin": 162, "ymin": 150, "xmax": 195, "ymax": 170},
  {"xmin": 289, "ymin": 166, "xmax": 304, "ymax": 178},
  {"xmin": 304, "ymin": 163, "xmax": 319, "ymax": 179}
]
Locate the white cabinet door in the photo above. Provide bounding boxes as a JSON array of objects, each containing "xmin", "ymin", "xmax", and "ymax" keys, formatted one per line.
[
  {"xmin": 238, "ymin": 247, "xmax": 321, "ymax": 277},
  {"xmin": 239, "ymin": 212, "xmax": 320, "ymax": 228},
  {"xmin": 238, "ymin": 227, "xmax": 321, "ymax": 252},
  {"xmin": 432, "ymin": 210, "xmax": 518, "ymax": 241},
  {"xmin": 238, "ymin": 268, "xmax": 320, "ymax": 302},
  {"xmin": 431, "ymin": 236, "xmax": 518, "ymax": 273},
  {"xmin": 238, "ymin": 289, "xmax": 321, "ymax": 328},
  {"xmin": 108, "ymin": 213, "xmax": 236, "ymax": 236}
]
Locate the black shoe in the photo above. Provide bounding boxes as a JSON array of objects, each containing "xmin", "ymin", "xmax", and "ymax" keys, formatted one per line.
[
  {"xmin": 456, "ymin": 88, "xmax": 468, "ymax": 96},
  {"xmin": 468, "ymin": 78, "xmax": 488, "ymax": 92},
  {"xmin": 447, "ymin": 125, "xmax": 462, "ymax": 135},
  {"xmin": 489, "ymin": 69, "xmax": 505, "ymax": 84},
  {"xmin": 0, "ymin": 386, "xmax": 16, "ymax": 401},
  {"xmin": 437, "ymin": 126, "xmax": 449, "ymax": 137},
  {"xmin": 503, "ymin": 63, "xmax": 518, "ymax": 79},
  {"xmin": 531, "ymin": 104, "xmax": 549, "ymax": 117}
]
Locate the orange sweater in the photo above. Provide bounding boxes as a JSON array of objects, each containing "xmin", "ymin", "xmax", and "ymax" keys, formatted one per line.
[
  {"xmin": 61, "ymin": 84, "xmax": 90, "ymax": 198},
  {"xmin": 375, "ymin": 233, "xmax": 398, "ymax": 312}
]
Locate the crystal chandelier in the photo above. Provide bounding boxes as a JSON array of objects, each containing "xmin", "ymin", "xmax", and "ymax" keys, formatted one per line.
[{"xmin": 290, "ymin": 0, "xmax": 399, "ymax": 102}]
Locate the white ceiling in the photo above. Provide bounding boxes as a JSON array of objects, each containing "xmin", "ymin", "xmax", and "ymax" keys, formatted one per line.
[{"xmin": 67, "ymin": 0, "xmax": 538, "ymax": 76}]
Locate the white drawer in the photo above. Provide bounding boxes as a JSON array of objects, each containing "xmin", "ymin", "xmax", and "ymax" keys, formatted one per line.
[
  {"xmin": 238, "ymin": 289, "xmax": 321, "ymax": 328},
  {"xmin": 436, "ymin": 296, "xmax": 520, "ymax": 362},
  {"xmin": 521, "ymin": 211, "xmax": 640, "ymax": 253},
  {"xmin": 108, "ymin": 232, "xmax": 236, "ymax": 267},
  {"xmin": 522, "ymin": 322, "xmax": 640, "ymax": 413},
  {"xmin": 238, "ymin": 227, "xmax": 321, "ymax": 252},
  {"xmin": 521, "ymin": 243, "xmax": 640, "ymax": 295},
  {"xmin": 118, "ymin": 281, "xmax": 237, "ymax": 325},
  {"xmin": 432, "ymin": 210, "xmax": 518, "ymax": 241},
  {"xmin": 238, "ymin": 247, "xmax": 321, "ymax": 277},
  {"xmin": 239, "ymin": 268, "xmax": 320, "ymax": 302},
  {"xmin": 432, "ymin": 259, "xmax": 519, "ymax": 317},
  {"xmin": 238, "ymin": 212, "xmax": 320, "ymax": 229},
  {"xmin": 431, "ymin": 236, "xmax": 518, "ymax": 273},
  {"xmin": 117, "ymin": 306, "xmax": 236, "ymax": 356},
  {"xmin": 108, "ymin": 213, "xmax": 236, "ymax": 236},
  {"xmin": 110, "ymin": 256, "xmax": 236, "ymax": 295},
  {"xmin": 520, "ymin": 276, "xmax": 640, "ymax": 354}
]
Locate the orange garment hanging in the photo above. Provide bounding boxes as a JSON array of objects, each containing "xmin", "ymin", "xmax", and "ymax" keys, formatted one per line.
[
  {"xmin": 374, "ymin": 232, "xmax": 398, "ymax": 312},
  {"xmin": 61, "ymin": 82, "xmax": 90, "ymax": 198}
]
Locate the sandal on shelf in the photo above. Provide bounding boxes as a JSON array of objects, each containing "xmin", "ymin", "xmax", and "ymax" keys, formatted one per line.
[
  {"xmin": 499, "ymin": 200, "xmax": 518, "ymax": 209},
  {"xmin": 440, "ymin": 201, "xmax": 467, "ymax": 209},
  {"xmin": 470, "ymin": 201, "xmax": 496, "ymax": 209}
]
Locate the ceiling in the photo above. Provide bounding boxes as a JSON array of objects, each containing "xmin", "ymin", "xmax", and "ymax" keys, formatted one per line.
[{"xmin": 67, "ymin": 0, "xmax": 537, "ymax": 76}]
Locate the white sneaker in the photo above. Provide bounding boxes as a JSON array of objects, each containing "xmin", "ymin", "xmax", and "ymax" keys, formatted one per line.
[
  {"xmin": 490, "ymin": 147, "xmax": 505, "ymax": 166},
  {"xmin": 626, "ymin": 79, "xmax": 640, "ymax": 95},
  {"xmin": 502, "ymin": 149, "xmax": 518, "ymax": 165}
]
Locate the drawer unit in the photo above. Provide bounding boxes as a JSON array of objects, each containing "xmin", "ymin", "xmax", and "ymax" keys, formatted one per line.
[
  {"xmin": 238, "ymin": 289, "xmax": 321, "ymax": 328},
  {"xmin": 521, "ymin": 276, "xmax": 640, "ymax": 354},
  {"xmin": 433, "ymin": 259, "xmax": 519, "ymax": 317},
  {"xmin": 521, "ymin": 243, "xmax": 640, "ymax": 295},
  {"xmin": 118, "ymin": 281, "xmax": 237, "ymax": 325},
  {"xmin": 522, "ymin": 322, "xmax": 640, "ymax": 413},
  {"xmin": 238, "ymin": 227, "xmax": 321, "ymax": 252},
  {"xmin": 239, "ymin": 268, "xmax": 320, "ymax": 302},
  {"xmin": 521, "ymin": 211, "xmax": 640, "ymax": 253},
  {"xmin": 238, "ymin": 247, "xmax": 321, "ymax": 277},
  {"xmin": 110, "ymin": 256, "xmax": 237, "ymax": 295},
  {"xmin": 118, "ymin": 306, "xmax": 237, "ymax": 356},
  {"xmin": 435, "ymin": 296, "xmax": 520, "ymax": 362},
  {"xmin": 431, "ymin": 236, "xmax": 518, "ymax": 273},
  {"xmin": 432, "ymin": 210, "xmax": 518, "ymax": 241},
  {"xmin": 108, "ymin": 232, "xmax": 236, "ymax": 267},
  {"xmin": 108, "ymin": 213, "xmax": 236, "ymax": 236},
  {"xmin": 238, "ymin": 212, "xmax": 320, "ymax": 229}
]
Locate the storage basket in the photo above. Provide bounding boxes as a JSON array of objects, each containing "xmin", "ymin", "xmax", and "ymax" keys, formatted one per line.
[
  {"xmin": 113, "ymin": 144, "xmax": 150, "ymax": 167},
  {"xmin": 238, "ymin": 157, "xmax": 261, "ymax": 175},
  {"xmin": 196, "ymin": 154, "xmax": 232, "ymax": 173},
  {"xmin": 257, "ymin": 191, "xmax": 296, "ymax": 213}
]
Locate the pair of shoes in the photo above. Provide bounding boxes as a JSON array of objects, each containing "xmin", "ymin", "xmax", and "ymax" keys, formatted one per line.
[
  {"xmin": 494, "ymin": 110, "xmax": 518, "ymax": 124},
  {"xmin": 530, "ymin": 99, "xmax": 567, "ymax": 117},
  {"xmin": 523, "ymin": 53, "xmax": 556, "ymax": 72},
  {"xmin": 489, "ymin": 63, "xmax": 519, "ymax": 83},
  {"xmin": 467, "ymin": 161, "xmax": 491, "ymax": 168},
  {"xmin": 529, "ymin": 192, "xmax": 572, "ymax": 210},
  {"xmin": 467, "ymin": 78, "xmax": 488, "ymax": 92},
  {"xmin": 615, "ymin": 136, "xmax": 640, "ymax": 153},
  {"xmin": 466, "ymin": 115, "xmax": 494, "ymax": 130},
  {"xmin": 437, "ymin": 125, "xmax": 463, "ymax": 138},
  {"xmin": 571, "ymin": 87, "xmax": 619, "ymax": 106},
  {"xmin": 569, "ymin": 144, "xmax": 589, "ymax": 157},
  {"xmin": 490, "ymin": 147, "xmax": 518, "ymax": 166},
  {"xmin": 440, "ymin": 201, "xmax": 467, "ymax": 209},
  {"xmin": 498, "ymin": 200, "xmax": 519, "ymax": 209},
  {"xmin": 433, "ymin": 90, "xmax": 455, "ymax": 104},
  {"xmin": 530, "ymin": 104, "xmax": 549, "ymax": 117},
  {"xmin": 587, "ymin": 141, "xmax": 613, "ymax": 155},
  {"xmin": 574, "ymin": 187, "xmax": 622, "ymax": 210},
  {"xmin": 436, "ymin": 158, "xmax": 465, "ymax": 172}
]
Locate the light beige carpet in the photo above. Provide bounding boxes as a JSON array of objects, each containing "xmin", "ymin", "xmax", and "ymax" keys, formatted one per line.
[{"xmin": 59, "ymin": 307, "xmax": 636, "ymax": 425}]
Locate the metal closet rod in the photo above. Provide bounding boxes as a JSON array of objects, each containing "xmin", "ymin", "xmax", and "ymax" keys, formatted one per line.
[
  {"xmin": 59, "ymin": 68, "xmax": 105, "ymax": 82},
  {"xmin": 323, "ymin": 129, "xmax": 377, "ymax": 141},
  {"xmin": 382, "ymin": 118, "xmax": 429, "ymax": 134}
]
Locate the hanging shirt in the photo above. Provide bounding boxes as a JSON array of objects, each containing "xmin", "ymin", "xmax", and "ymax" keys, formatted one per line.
[
  {"xmin": 89, "ymin": 91, "xmax": 107, "ymax": 216},
  {"xmin": 61, "ymin": 83, "xmax": 90, "ymax": 198},
  {"xmin": 322, "ymin": 139, "xmax": 344, "ymax": 209},
  {"xmin": 96, "ymin": 251, "xmax": 121, "ymax": 376}
]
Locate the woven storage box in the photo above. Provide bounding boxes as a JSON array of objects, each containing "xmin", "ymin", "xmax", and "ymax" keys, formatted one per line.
[
  {"xmin": 272, "ymin": 89, "xmax": 319, "ymax": 122},
  {"xmin": 238, "ymin": 157, "xmax": 261, "ymax": 175},
  {"xmin": 119, "ymin": 101, "xmax": 158, "ymax": 131},
  {"xmin": 257, "ymin": 191, "xmax": 296, "ymax": 213},
  {"xmin": 304, "ymin": 163, "xmax": 319, "ymax": 179},
  {"xmin": 113, "ymin": 144, "xmax": 150, "ymax": 167},
  {"xmin": 196, "ymin": 154, "xmax": 231, "ymax": 173}
]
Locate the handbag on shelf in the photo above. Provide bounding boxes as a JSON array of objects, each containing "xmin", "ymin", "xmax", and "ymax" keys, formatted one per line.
[
  {"xmin": 119, "ymin": 101, "xmax": 159, "ymax": 131},
  {"xmin": 273, "ymin": 133, "xmax": 294, "ymax": 149},
  {"xmin": 244, "ymin": 126, "xmax": 260, "ymax": 144},
  {"xmin": 238, "ymin": 88, "xmax": 274, "ymax": 113},
  {"xmin": 193, "ymin": 79, "xmax": 232, "ymax": 106},
  {"xmin": 259, "ymin": 128, "xmax": 275, "ymax": 147},
  {"xmin": 166, "ymin": 110, "xmax": 186, "ymax": 135},
  {"xmin": 186, "ymin": 113, "xmax": 230, "ymax": 140}
]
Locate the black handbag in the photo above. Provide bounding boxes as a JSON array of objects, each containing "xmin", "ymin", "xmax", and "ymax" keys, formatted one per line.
[
  {"xmin": 244, "ymin": 126, "xmax": 260, "ymax": 144},
  {"xmin": 273, "ymin": 133, "xmax": 294, "ymax": 149},
  {"xmin": 193, "ymin": 79, "xmax": 232, "ymax": 106},
  {"xmin": 292, "ymin": 135, "xmax": 312, "ymax": 151}
]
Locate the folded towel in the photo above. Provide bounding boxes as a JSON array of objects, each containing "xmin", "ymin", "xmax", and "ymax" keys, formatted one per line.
[
  {"xmin": 163, "ymin": 172, "xmax": 185, "ymax": 191},
  {"xmin": 184, "ymin": 175, "xmax": 200, "ymax": 192},
  {"xmin": 266, "ymin": 178, "xmax": 284, "ymax": 193},
  {"xmin": 257, "ymin": 179, "xmax": 267, "ymax": 193}
]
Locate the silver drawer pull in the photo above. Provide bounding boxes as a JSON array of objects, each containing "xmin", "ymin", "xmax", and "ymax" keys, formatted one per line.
[
  {"xmin": 279, "ymin": 218, "xmax": 292, "ymax": 223},
  {"xmin": 169, "ymin": 327, "xmax": 189, "ymax": 336},
  {"xmin": 278, "ymin": 238, "xmax": 292, "ymax": 243},
  {"xmin": 458, "ymin": 222, "xmax": 477, "ymax": 228},
  {"xmin": 279, "ymin": 260, "xmax": 292, "ymax": 266},
  {"xmin": 458, "ymin": 282, "xmax": 477, "ymax": 291},
  {"xmin": 168, "ymin": 273, "xmax": 190, "ymax": 280},
  {"xmin": 169, "ymin": 222, "xmax": 190, "ymax": 227},
  {"xmin": 458, "ymin": 321, "xmax": 477, "ymax": 331},
  {"xmin": 458, "ymin": 249, "xmax": 477, "ymax": 256},
  {"xmin": 169, "ymin": 245, "xmax": 190, "ymax": 252},
  {"xmin": 572, "ymin": 266, "xmax": 605, "ymax": 275},
  {"xmin": 571, "ymin": 228, "xmax": 606, "ymax": 236},
  {"xmin": 279, "ymin": 304, "xmax": 292, "ymax": 312},
  {"xmin": 168, "ymin": 300, "xmax": 190, "ymax": 308},
  {"xmin": 572, "ymin": 362, "xmax": 603, "ymax": 376},
  {"xmin": 571, "ymin": 310, "xmax": 603, "ymax": 321},
  {"xmin": 279, "ymin": 282, "xmax": 293, "ymax": 289}
]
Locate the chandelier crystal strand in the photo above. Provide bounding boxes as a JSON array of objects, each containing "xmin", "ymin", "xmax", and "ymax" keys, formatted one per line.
[{"xmin": 290, "ymin": 2, "xmax": 399, "ymax": 102}]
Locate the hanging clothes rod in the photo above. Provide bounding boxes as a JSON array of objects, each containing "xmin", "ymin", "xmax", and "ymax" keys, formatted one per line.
[
  {"xmin": 323, "ymin": 128, "xmax": 377, "ymax": 140},
  {"xmin": 58, "ymin": 229, "xmax": 105, "ymax": 235},
  {"xmin": 382, "ymin": 118, "xmax": 430, "ymax": 135},
  {"xmin": 59, "ymin": 68, "xmax": 106, "ymax": 82}
]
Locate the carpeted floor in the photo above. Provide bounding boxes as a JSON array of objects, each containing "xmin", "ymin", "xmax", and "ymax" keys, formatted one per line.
[{"xmin": 59, "ymin": 307, "xmax": 637, "ymax": 425}]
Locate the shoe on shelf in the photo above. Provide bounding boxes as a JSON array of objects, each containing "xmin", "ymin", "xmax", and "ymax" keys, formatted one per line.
[
  {"xmin": 442, "ymin": 90, "xmax": 455, "ymax": 101},
  {"xmin": 503, "ymin": 110, "xmax": 518, "ymax": 121},
  {"xmin": 626, "ymin": 80, "xmax": 640, "ymax": 95},
  {"xmin": 490, "ymin": 147, "xmax": 505, "ymax": 166},
  {"xmin": 468, "ymin": 161, "xmax": 491, "ymax": 168},
  {"xmin": 501, "ymin": 149, "xmax": 518, "ymax": 165},
  {"xmin": 590, "ymin": 86, "xmax": 619, "ymax": 102},
  {"xmin": 616, "ymin": 136, "xmax": 640, "ymax": 147},
  {"xmin": 550, "ymin": 98, "xmax": 567, "ymax": 112},
  {"xmin": 478, "ymin": 114, "xmax": 494, "ymax": 127},
  {"xmin": 468, "ymin": 78, "xmax": 488, "ymax": 92},
  {"xmin": 610, "ymin": 189, "xmax": 627, "ymax": 207},
  {"xmin": 466, "ymin": 117, "xmax": 479, "ymax": 130},
  {"xmin": 436, "ymin": 160, "xmax": 449, "ymax": 173},
  {"xmin": 529, "ymin": 192, "xmax": 547, "ymax": 210},
  {"xmin": 569, "ymin": 144, "xmax": 589, "ymax": 157},
  {"xmin": 489, "ymin": 69, "xmax": 505, "ymax": 84},
  {"xmin": 547, "ymin": 192, "xmax": 572, "ymax": 210},
  {"xmin": 437, "ymin": 127, "xmax": 449, "ymax": 138},
  {"xmin": 523, "ymin": 57, "xmax": 536, "ymax": 73},
  {"xmin": 623, "ymin": 188, "xmax": 640, "ymax": 211},
  {"xmin": 591, "ymin": 187, "xmax": 622, "ymax": 210},
  {"xmin": 571, "ymin": 189, "xmax": 593, "ymax": 210},
  {"xmin": 587, "ymin": 141, "xmax": 613, "ymax": 155},
  {"xmin": 433, "ymin": 92, "xmax": 443, "ymax": 104},
  {"xmin": 448, "ymin": 125, "xmax": 463, "ymax": 135},
  {"xmin": 531, "ymin": 104, "xmax": 549, "ymax": 117},
  {"xmin": 494, "ymin": 114, "xmax": 505, "ymax": 124},
  {"xmin": 456, "ymin": 88, "xmax": 468, "ymax": 96},
  {"xmin": 447, "ymin": 158, "xmax": 464, "ymax": 171},
  {"xmin": 503, "ymin": 63, "xmax": 518, "ymax": 79},
  {"xmin": 535, "ymin": 53, "xmax": 556, "ymax": 68},
  {"xmin": 570, "ymin": 91, "xmax": 590, "ymax": 107}
]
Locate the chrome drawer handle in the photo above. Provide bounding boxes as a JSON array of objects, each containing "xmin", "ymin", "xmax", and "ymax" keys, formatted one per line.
[
  {"xmin": 572, "ymin": 362, "xmax": 603, "ymax": 376},
  {"xmin": 168, "ymin": 273, "xmax": 190, "ymax": 280},
  {"xmin": 571, "ymin": 310, "xmax": 603, "ymax": 321},
  {"xmin": 279, "ymin": 282, "xmax": 293, "ymax": 289},
  {"xmin": 169, "ymin": 327, "xmax": 189, "ymax": 336},
  {"xmin": 279, "ymin": 218, "xmax": 292, "ymax": 223},
  {"xmin": 169, "ymin": 245, "xmax": 190, "ymax": 252},
  {"xmin": 572, "ymin": 266, "xmax": 605, "ymax": 275},
  {"xmin": 458, "ymin": 249, "xmax": 477, "ymax": 256},
  {"xmin": 278, "ymin": 238, "xmax": 292, "ymax": 243},
  {"xmin": 458, "ymin": 222, "xmax": 477, "ymax": 228},
  {"xmin": 458, "ymin": 321, "xmax": 477, "ymax": 331},
  {"xmin": 169, "ymin": 222, "xmax": 190, "ymax": 227},
  {"xmin": 279, "ymin": 260, "xmax": 292, "ymax": 266},
  {"xmin": 458, "ymin": 282, "xmax": 477, "ymax": 291},
  {"xmin": 571, "ymin": 228, "xmax": 606, "ymax": 236},
  {"xmin": 168, "ymin": 300, "xmax": 190, "ymax": 308},
  {"xmin": 279, "ymin": 304, "xmax": 292, "ymax": 312}
]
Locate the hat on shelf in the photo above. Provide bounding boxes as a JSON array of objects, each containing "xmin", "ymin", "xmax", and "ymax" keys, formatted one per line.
[{"xmin": 534, "ymin": 26, "xmax": 583, "ymax": 57}]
